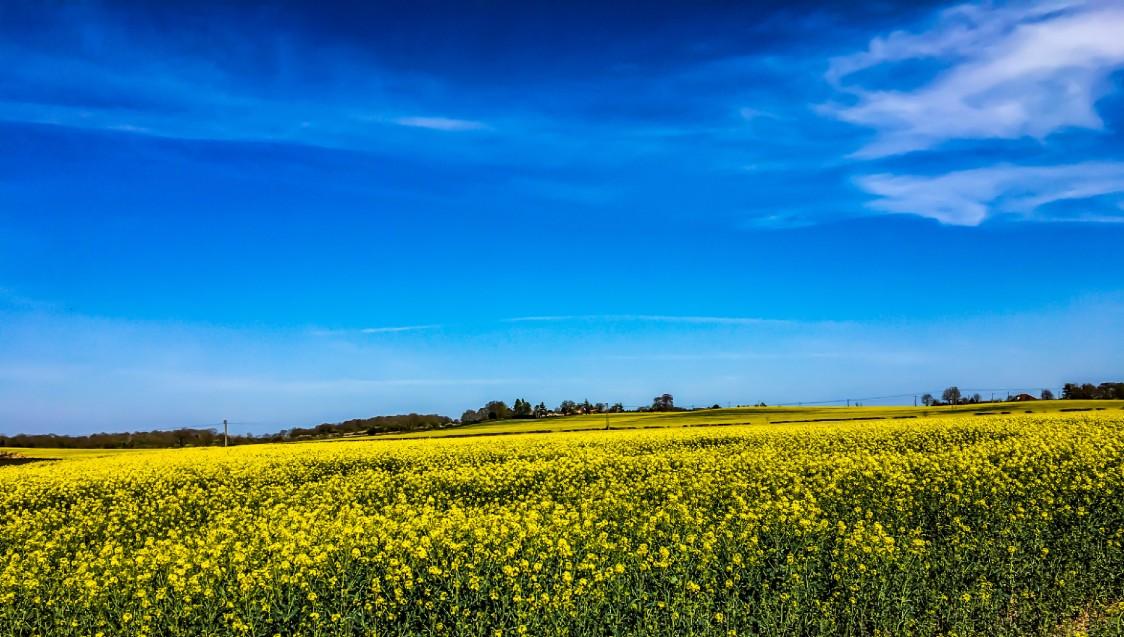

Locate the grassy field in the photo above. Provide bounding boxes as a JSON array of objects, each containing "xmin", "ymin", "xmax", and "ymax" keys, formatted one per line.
[
  {"xmin": 367, "ymin": 399, "xmax": 1124, "ymax": 440},
  {"xmin": 2, "ymin": 410, "xmax": 1124, "ymax": 636}
]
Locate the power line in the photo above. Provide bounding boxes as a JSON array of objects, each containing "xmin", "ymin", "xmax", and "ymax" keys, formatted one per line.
[{"xmin": 774, "ymin": 392, "xmax": 920, "ymax": 407}]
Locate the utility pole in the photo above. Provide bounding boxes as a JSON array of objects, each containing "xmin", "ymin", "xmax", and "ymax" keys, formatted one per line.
[
  {"xmin": 605, "ymin": 412, "xmax": 610, "ymax": 431},
  {"xmin": 223, "ymin": 419, "xmax": 228, "ymax": 447},
  {"xmin": 913, "ymin": 395, "xmax": 917, "ymax": 407}
]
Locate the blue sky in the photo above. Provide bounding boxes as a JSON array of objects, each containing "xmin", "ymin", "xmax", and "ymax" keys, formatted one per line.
[{"xmin": 1, "ymin": 0, "xmax": 1123, "ymax": 434}]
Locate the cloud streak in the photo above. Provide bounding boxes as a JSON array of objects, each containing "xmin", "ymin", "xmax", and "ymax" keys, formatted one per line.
[
  {"xmin": 826, "ymin": 0, "xmax": 1124, "ymax": 157},
  {"xmin": 0, "ymin": 5, "xmax": 499, "ymax": 157},
  {"xmin": 359, "ymin": 324, "xmax": 442, "ymax": 334},
  {"xmin": 393, "ymin": 116, "xmax": 488, "ymax": 132},
  {"xmin": 310, "ymin": 325, "xmax": 442, "ymax": 336},
  {"xmin": 504, "ymin": 315, "xmax": 802, "ymax": 326},
  {"xmin": 857, "ymin": 161, "xmax": 1124, "ymax": 225}
]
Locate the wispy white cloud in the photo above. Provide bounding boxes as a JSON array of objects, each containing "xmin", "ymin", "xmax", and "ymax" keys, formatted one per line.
[
  {"xmin": 857, "ymin": 161, "xmax": 1124, "ymax": 225},
  {"xmin": 392, "ymin": 116, "xmax": 488, "ymax": 132},
  {"xmin": 310, "ymin": 324, "xmax": 442, "ymax": 336},
  {"xmin": 504, "ymin": 314, "xmax": 799, "ymax": 326},
  {"xmin": 599, "ymin": 351, "xmax": 925, "ymax": 364},
  {"xmin": 737, "ymin": 107, "xmax": 779, "ymax": 122},
  {"xmin": 359, "ymin": 324, "xmax": 442, "ymax": 334},
  {"xmin": 0, "ymin": 4, "xmax": 496, "ymax": 154},
  {"xmin": 826, "ymin": 0, "xmax": 1124, "ymax": 157}
]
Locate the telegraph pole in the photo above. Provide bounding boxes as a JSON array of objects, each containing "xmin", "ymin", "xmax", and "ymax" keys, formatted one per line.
[{"xmin": 223, "ymin": 419, "xmax": 228, "ymax": 447}]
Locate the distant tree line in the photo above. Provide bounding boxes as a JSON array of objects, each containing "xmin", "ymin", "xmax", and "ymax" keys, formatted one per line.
[
  {"xmin": 1061, "ymin": 382, "xmax": 1124, "ymax": 400},
  {"xmin": 2, "ymin": 394, "xmax": 688, "ymax": 449},
  {"xmin": 920, "ymin": 386, "xmax": 1054, "ymax": 406},
  {"xmin": 917, "ymin": 382, "xmax": 1124, "ymax": 407},
  {"xmin": 0, "ymin": 428, "xmax": 258, "ymax": 450},
  {"xmin": 14, "ymin": 382, "xmax": 1119, "ymax": 450},
  {"xmin": 281, "ymin": 413, "xmax": 453, "ymax": 439},
  {"xmin": 0, "ymin": 413, "xmax": 454, "ymax": 449},
  {"xmin": 460, "ymin": 398, "xmax": 631, "ymax": 424},
  {"xmin": 923, "ymin": 386, "xmax": 985, "ymax": 406},
  {"xmin": 458, "ymin": 393, "xmax": 691, "ymax": 424}
]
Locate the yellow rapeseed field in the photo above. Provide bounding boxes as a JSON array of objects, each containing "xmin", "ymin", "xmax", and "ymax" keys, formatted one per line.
[{"xmin": 2, "ymin": 413, "xmax": 1123, "ymax": 636}]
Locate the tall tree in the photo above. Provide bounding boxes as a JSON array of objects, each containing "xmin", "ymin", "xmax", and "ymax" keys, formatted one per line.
[
  {"xmin": 941, "ymin": 386, "xmax": 961, "ymax": 406},
  {"xmin": 1098, "ymin": 382, "xmax": 1124, "ymax": 399},
  {"xmin": 484, "ymin": 401, "xmax": 510, "ymax": 421},
  {"xmin": 512, "ymin": 398, "xmax": 533, "ymax": 419},
  {"xmin": 652, "ymin": 394, "xmax": 675, "ymax": 411}
]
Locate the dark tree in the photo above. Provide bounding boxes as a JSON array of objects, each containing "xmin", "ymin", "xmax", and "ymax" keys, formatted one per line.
[
  {"xmin": 1098, "ymin": 382, "xmax": 1124, "ymax": 399},
  {"xmin": 652, "ymin": 394, "xmax": 675, "ymax": 411},
  {"xmin": 1062, "ymin": 382, "xmax": 1124, "ymax": 399},
  {"xmin": 1041, "ymin": 388, "xmax": 1054, "ymax": 400},
  {"xmin": 558, "ymin": 400, "xmax": 578, "ymax": 416},
  {"xmin": 484, "ymin": 401, "xmax": 511, "ymax": 421},
  {"xmin": 942, "ymin": 386, "xmax": 961, "ymax": 405},
  {"xmin": 921, "ymin": 393, "xmax": 934, "ymax": 407},
  {"xmin": 512, "ymin": 398, "xmax": 533, "ymax": 419}
]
